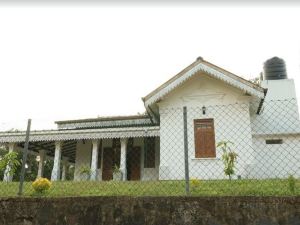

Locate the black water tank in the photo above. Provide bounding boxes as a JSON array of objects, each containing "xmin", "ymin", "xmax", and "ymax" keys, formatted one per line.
[{"xmin": 263, "ymin": 57, "xmax": 287, "ymax": 80}]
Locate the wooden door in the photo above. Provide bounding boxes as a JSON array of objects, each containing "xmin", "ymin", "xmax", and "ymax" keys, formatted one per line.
[
  {"xmin": 127, "ymin": 146, "xmax": 141, "ymax": 180},
  {"xmin": 102, "ymin": 147, "xmax": 114, "ymax": 181},
  {"xmin": 194, "ymin": 119, "xmax": 216, "ymax": 158}
]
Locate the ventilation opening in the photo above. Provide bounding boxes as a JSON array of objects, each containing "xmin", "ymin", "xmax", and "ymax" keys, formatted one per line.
[{"xmin": 265, "ymin": 139, "xmax": 283, "ymax": 145}]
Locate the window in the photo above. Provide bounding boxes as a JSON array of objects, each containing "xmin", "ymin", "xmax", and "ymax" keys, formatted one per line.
[
  {"xmin": 194, "ymin": 119, "xmax": 216, "ymax": 158},
  {"xmin": 266, "ymin": 139, "xmax": 283, "ymax": 144},
  {"xmin": 144, "ymin": 137, "xmax": 156, "ymax": 168}
]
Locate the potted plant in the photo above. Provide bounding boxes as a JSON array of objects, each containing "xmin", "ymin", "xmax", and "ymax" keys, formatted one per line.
[
  {"xmin": 79, "ymin": 166, "xmax": 91, "ymax": 181},
  {"xmin": 113, "ymin": 164, "xmax": 122, "ymax": 181}
]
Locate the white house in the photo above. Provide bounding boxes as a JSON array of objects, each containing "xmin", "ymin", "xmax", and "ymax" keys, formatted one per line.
[{"xmin": 1, "ymin": 56, "xmax": 299, "ymax": 181}]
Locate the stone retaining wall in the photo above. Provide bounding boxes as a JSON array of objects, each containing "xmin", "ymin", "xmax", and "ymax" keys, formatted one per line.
[{"xmin": 0, "ymin": 196, "xmax": 300, "ymax": 225}]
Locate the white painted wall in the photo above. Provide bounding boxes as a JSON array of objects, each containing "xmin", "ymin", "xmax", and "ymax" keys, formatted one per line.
[
  {"xmin": 248, "ymin": 79, "xmax": 300, "ymax": 179},
  {"xmin": 159, "ymin": 73, "xmax": 251, "ymax": 108},
  {"xmin": 252, "ymin": 79, "xmax": 300, "ymax": 135},
  {"xmin": 74, "ymin": 140, "xmax": 92, "ymax": 181},
  {"xmin": 249, "ymin": 134, "xmax": 300, "ymax": 179},
  {"xmin": 158, "ymin": 73, "xmax": 254, "ymax": 180},
  {"xmin": 261, "ymin": 79, "xmax": 298, "ymax": 100}
]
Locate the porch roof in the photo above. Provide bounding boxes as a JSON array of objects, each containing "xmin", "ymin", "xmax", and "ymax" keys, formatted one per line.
[
  {"xmin": 0, "ymin": 126, "xmax": 160, "ymax": 143},
  {"xmin": 55, "ymin": 115, "xmax": 156, "ymax": 130}
]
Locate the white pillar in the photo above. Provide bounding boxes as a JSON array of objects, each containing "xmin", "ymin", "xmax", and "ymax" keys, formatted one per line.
[
  {"xmin": 51, "ymin": 141, "xmax": 62, "ymax": 181},
  {"xmin": 90, "ymin": 140, "xmax": 99, "ymax": 181},
  {"xmin": 3, "ymin": 143, "xmax": 16, "ymax": 182},
  {"xmin": 37, "ymin": 150, "xmax": 46, "ymax": 178},
  {"xmin": 61, "ymin": 157, "xmax": 68, "ymax": 181},
  {"xmin": 120, "ymin": 138, "xmax": 128, "ymax": 181}
]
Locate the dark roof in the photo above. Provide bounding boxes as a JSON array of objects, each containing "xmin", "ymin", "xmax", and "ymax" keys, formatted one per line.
[{"xmin": 55, "ymin": 114, "xmax": 149, "ymax": 124}]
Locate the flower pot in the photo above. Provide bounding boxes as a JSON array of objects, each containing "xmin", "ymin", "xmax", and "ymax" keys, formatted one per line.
[
  {"xmin": 80, "ymin": 173, "xmax": 90, "ymax": 181},
  {"xmin": 113, "ymin": 172, "xmax": 123, "ymax": 181}
]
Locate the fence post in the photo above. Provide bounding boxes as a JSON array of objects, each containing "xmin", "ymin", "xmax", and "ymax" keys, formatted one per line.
[
  {"xmin": 18, "ymin": 119, "xmax": 31, "ymax": 196},
  {"xmin": 183, "ymin": 106, "xmax": 190, "ymax": 195}
]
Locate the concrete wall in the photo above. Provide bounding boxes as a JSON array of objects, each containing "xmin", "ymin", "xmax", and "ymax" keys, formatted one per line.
[
  {"xmin": 159, "ymin": 73, "xmax": 254, "ymax": 180},
  {"xmin": 251, "ymin": 98, "xmax": 300, "ymax": 135},
  {"xmin": 261, "ymin": 79, "xmax": 298, "ymax": 100},
  {"xmin": 249, "ymin": 134, "xmax": 300, "ymax": 179},
  {"xmin": 249, "ymin": 79, "xmax": 300, "ymax": 178},
  {"xmin": 252, "ymin": 79, "xmax": 300, "ymax": 134},
  {"xmin": 1, "ymin": 196, "xmax": 300, "ymax": 225}
]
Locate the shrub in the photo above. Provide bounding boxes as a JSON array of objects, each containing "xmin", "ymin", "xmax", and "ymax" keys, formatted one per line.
[
  {"xmin": 190, "ymin": 178, "xmax": 201, "ymax": 191},
  {"xmin": 113, "ymin": 164, "xmax": 121, "ymax": 174},
  {"xmin": 32, "ymin": 178, "xmax": 51, "ymax": 193},
  {"xmin": 79, "ymin": 166, "xmax": 91, "ymax": 175},
  {"xmin": 288, "ymin": 175, "xmax": 296, "ymax": 194}
]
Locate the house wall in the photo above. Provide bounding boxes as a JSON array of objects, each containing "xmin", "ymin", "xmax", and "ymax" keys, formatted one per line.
[
  {"xmin": 261, "ymin": 79, "xmax": 298, "ymax": 100},
  {"xmin": 158, "ymin": 73, "xmax": 254, "ymax": 180},
  {"xmin": 74, "ymin": 140, "xmax": 92, "ymax": 181},
  {"xmin": 248, "ymin": 79, "xmax": 300, "ymax": 178},
  {"xmin": 99, "ymin": 139, "xmax": 113, "ymax": 181},
  {"xmin": 73, "ymin": 137, "xmax": 160, "ymax": 181},
  {"xmin": 132, "ymin": 137, "xmax": 160, "ymax": 181},
  {"xmin": 251, "ymin": 79, "xmax": 300, "ymax": 135},
  {"xmin": 74, "ymin": 138, "xmax": 117, "ymax": 181},
  {"xmin": 142, "ymin": 137, "xmax": 160, "ymax": 181},
  {"xmin": 249, "ymin": 134, "xmax": 300, "ymax": 179}
]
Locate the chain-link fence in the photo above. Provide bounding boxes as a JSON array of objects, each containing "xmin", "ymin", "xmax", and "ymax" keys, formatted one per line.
[{"xmin": 0, "ymin": 98, "xmax": 300, "ymax": 197}]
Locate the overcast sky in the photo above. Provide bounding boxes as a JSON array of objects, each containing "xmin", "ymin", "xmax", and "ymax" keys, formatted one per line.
[{"xmin": 0, "ymin": 5, "xmax": 300, "ymax": 130}]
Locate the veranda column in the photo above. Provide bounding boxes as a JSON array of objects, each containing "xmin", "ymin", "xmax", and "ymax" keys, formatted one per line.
[
  {"xmin": 37, "ymin": 150, "xmax": 46, "ymax": 178},
  {"xmin": 61, "ymin": 157, "xmax": 68, "ymax": 181},
  {"xmin": 90, "ymin": 140, "xmax": 99, "ymax": 181},
  {"xmin": 51, "ymin": 141, "xmax": 62, "ymax": 181},
  {"xmin": 3, "ymin": 143, "xmax": 16, "ymax": 182},
  {"xmin": 120, "ymin": 138, "xmax": 128, "ymax": 181}
]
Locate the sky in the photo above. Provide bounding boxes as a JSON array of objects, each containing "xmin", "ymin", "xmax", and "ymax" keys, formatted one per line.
[{"xmin": 0, "ymin": 4, "xmax": 300, "ymax": 130}]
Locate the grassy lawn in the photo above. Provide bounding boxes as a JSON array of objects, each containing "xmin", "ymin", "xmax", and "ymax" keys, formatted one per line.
[{"xmin": 0, "ymin": 179, "xmax": 299, "ymax": 198}]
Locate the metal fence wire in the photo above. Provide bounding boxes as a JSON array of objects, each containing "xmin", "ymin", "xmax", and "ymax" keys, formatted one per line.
[{"xmin": 0, "ymin": 98, "xmax": 300, "ymax": 197}]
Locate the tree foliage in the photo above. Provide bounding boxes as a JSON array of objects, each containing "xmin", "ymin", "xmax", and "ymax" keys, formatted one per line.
[
  {"xmin": 0, "ymin": 144, "xmax": 73, "ymax": 182},
  {"xmin": 217, "ymin": 141, "xmax": 238, "ymax": 180},
  {"xmin": 0, "ymin": 151, "xmax": 21, "ymax": 180}
]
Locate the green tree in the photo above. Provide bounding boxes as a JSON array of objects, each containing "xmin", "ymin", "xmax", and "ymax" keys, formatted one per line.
[
  {"xmin": 0, "ymin": 151, "xmax": 21, "ymax": 181},
  {"xmin": 0, "ymin": 145, "xmax": 8, "ymax": 179}
]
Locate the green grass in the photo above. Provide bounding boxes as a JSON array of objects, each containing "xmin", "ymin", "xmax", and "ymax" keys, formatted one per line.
[{"xmin": 0, "ymin": 179, "xmax": 299, "ymax": 198}]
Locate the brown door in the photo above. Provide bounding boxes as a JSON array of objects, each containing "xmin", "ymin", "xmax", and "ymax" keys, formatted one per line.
[
  {"xmin": 194, "ymin": 119, "xmax": 216, "ymax": 158},
  {"xmin": 102, "ymin": 147, "xmax": 113, "ymax": 181},
  {"xmin": 127, "ymin": 146, "xmax": 141, "ymax": 180}
]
